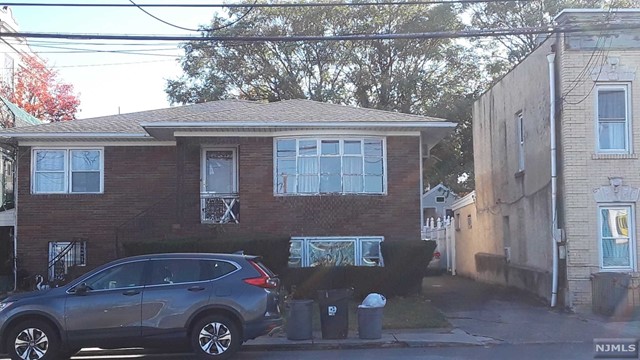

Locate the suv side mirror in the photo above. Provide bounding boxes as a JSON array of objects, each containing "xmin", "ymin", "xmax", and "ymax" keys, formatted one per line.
[{"xmin": 73, "ymin": 283, "xmax": 90, "ymax": 295}]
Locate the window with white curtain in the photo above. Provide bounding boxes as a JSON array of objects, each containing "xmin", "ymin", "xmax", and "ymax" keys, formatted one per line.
[
  {"xmin": 275, "ymin": 138, "xmax": 385, "ymax": 195},
  {"xmin": 597, "ymin": 85, "xmax": 630, "ymax": 153},
  {"xmin": 599, "ymin": 205, "xmax": 635, "ymax": 271},
  {"xmin": 32, "ymin": 149, "xmax": 103, "ymax": 194}
]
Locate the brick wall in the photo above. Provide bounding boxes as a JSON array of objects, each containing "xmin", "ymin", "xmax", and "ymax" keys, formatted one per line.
[
  {"xmin": 17, "ymin": 146, "xmax": 177, "ymax": 275},
  {"xmin": 17, "ymin": 136, "xmax": 421, "ymax": 276},
  {"xmin": 558, "ymin": 37, "xmax": 640, "ymax": 310}
]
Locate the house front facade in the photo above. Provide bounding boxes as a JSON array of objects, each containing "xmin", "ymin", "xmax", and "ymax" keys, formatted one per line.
[
  {"xmin": 466, "ymin": 9, "xmax": 640, "ymax": 312},
  {"xmin": 1, "ymin": 99, "xmax": 454, "ymax": 286}
]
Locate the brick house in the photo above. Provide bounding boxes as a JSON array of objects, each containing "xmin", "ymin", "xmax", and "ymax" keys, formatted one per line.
[
  {"xmin": 455, "ymin": 9, "xmax": 640, "ymax": 313},
  {"xmin": 0, "ymin": 99, "xmax": 455, "ymax": 287}
]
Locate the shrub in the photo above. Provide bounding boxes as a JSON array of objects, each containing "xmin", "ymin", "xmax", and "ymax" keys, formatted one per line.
[{"xmin": 283, "ymin": 240, "xmax": 436, "ymax": 299}]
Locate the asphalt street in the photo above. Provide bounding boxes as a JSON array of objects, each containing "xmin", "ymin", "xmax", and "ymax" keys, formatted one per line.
[{"xmin": 0, "ymin": 343, "xmax": 598, "ymax": 360}]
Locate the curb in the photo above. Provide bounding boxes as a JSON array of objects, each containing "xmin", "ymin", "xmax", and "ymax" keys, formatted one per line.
[{"xmin": 72, "ymin": 338, "xmax": 487, "ymax": 357}]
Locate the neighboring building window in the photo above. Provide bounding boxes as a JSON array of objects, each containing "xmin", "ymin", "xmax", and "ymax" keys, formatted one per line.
[
  {"xmin": 467, "ymin": 214, "xmax": 472, "ymax": 229},
  {"xmin": 288, "ymin": 237, "xmax": 383, "ymax": 267},
  {"xmin": 435, "ymin": 196, "xmax": 445, "ymax": 203},
  {"xmin": 275, "ymin": 138, "xmax": 385, "ymax": 195},
  {"xmin": 599, "ymin": 205, "xmax": 635, "ymax": 271},
  {"xmin": 32, "ymin": 149, "xmax": 103, "ymax": 194},
  {"xmin": 516, "ymin": 111, "xmax": 525, "ymax": 171},
  {"xmin": 597, "ymin": 85, "xmax": 630, "ymax": 153}
]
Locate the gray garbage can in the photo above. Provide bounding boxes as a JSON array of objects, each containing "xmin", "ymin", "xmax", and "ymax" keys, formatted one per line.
[
  {"xmin": 286, "ymin": 300, "xmax": 313, "ymax": 340},
  {"xmin": 357, "ymin": 306, "xmax": 383, "ymax": 339}
]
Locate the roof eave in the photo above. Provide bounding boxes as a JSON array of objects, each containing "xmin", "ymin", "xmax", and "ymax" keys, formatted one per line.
[{"xmin": 142, "ymin": 121, "xmax": 457, "ymax": 140}]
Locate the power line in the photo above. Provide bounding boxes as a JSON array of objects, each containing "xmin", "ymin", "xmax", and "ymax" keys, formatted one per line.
[
  {"xmin": 0, "ymin": 0, "xmax": 537, "ymax": 7},
  {"xmin": 1, "ymin": 23, "xmax": 639, "ymax": 42},
  {"xmin": 127, "ymin": 0, "xmax": 257, "ymax": 32}
]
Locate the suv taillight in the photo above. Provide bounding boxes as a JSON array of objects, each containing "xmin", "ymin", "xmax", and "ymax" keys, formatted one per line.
[{"xmin": 244, "ymin": 260, "xmax": 278, "ymax": 289}]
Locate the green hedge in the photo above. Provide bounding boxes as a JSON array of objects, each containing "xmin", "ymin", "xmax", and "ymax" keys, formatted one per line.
[
  {"xmin": 283, "ymin": 240, "xmax": 436, "ymax": 299},
  {"xmin": 121, "ymin": 237, "xmax": 290, "ymax": 275}
]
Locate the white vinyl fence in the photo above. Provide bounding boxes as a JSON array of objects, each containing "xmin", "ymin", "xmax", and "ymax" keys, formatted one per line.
[{"xmin": 422, "ymin": 217, "xmax": 456, "ymax": 275}]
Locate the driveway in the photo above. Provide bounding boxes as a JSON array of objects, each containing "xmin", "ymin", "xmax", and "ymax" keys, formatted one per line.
[{"xmin": 423, "ymin": 275, "xmax": 640, "ymax": 344}]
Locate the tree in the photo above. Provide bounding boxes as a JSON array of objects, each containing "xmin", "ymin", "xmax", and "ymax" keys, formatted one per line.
[
  {"xmin": 1, "ymin": 55, "xmax": 80, "ymax": 123},
  {"xmin": 466, "ymin": 0, "xmax": 639, "ymax": 77},
  {"xmin": 167, "ymin": 3, "xmax": 483, "ymax": 193}
]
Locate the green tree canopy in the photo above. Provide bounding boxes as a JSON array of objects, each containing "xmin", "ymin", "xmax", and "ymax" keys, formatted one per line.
[{"xmin": 167, "ymin": 2, "xmax": 482, "ymax": 193}]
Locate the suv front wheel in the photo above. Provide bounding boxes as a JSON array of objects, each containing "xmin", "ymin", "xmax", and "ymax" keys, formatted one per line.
[
  {"xmin": 7, "ymin": 320, "xmax": 61, "ymax": 360},
  {"xmin": 191, "ymin": 315, "xmax": 240, "ymax": 360}
]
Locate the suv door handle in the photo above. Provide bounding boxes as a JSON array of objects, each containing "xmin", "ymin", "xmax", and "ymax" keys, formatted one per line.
[
  {"xmin": 188, "ymin": 286, "xmax": 205, "ymax": 292},
  {"xmin": 122, "ymin": 289, "xmax": 140, "ymax": 296}
]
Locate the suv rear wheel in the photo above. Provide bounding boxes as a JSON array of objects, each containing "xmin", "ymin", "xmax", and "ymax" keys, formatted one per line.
[
  {"xmin": 7, "ymin": 320, "xmax": 60, "ymax": 360},
  {"xmin": 191, "ymin": 315, "xmax": 240, "ymax": 360}
]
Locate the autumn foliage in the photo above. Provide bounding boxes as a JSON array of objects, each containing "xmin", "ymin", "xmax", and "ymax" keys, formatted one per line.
[{"xmin": 1, "ymin": 55, "xmax": 80, "ymax": 122}]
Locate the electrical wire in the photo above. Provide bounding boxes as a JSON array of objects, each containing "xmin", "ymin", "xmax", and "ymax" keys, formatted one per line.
[
  {"xmin": 126, "ymin": 0, "xmax": 257, "ymax": 32},
  {"xmin": 0, "ymin": 0, "xmax": 540, "ymax": 8},
  {"xmin": 1, "ymin": 22, "xmax": 638, "ymax": 42}
]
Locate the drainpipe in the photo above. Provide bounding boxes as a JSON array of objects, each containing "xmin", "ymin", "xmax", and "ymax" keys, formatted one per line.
[{"xmin": 547, "ymin": 52, "xmax": 559, "ymax": 308}]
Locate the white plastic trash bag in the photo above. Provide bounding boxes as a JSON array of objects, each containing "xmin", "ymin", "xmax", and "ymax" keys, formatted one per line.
[{"xmin": 360, "ymin": 293, "xmax": 386, "ymax": 308}]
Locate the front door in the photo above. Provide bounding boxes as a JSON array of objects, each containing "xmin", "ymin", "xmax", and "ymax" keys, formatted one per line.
[
  {"xmin": 65, "ymin": 260, "xmax": 147, "ymax": 348},
  {"xmin": 200, "ymin": 148, "xmax": 239, "ymax": 223}
]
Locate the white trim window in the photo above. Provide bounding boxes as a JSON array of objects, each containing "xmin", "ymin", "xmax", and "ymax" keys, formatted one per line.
[
  {"xmin": 288, "ymin": 236, "xmax": 383, "ymax": 267},
  {"xmin": 275, "ymin": 138, "xmax": 386, "ymax": 195},
  {"xmin": 32, "ymin": 148, "xmax": 104, "ymax": 194},
  {"xmin": 599, "ymin": 205, "xmax": 636, "ymax": 271},
  {"xmin": 516, "ymin": 111, "xmax": 525, "ymax": 171},
  {"xmin": 596, "ymin": 84, "xmax": 631, "ymax": 153}
]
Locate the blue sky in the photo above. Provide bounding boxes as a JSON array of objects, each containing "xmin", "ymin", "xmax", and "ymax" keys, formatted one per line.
[{"xmin": 11, "ymin": 1, "xmax": 222, "ymax": 118}]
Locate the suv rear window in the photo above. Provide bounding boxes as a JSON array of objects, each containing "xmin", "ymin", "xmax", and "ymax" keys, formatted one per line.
[{"xmin": 200, "ymin": 260, "xmax": 237, "ymax": 280}]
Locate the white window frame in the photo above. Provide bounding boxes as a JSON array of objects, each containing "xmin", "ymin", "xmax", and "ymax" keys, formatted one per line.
[
  {"xmin": 273, "ymin": 137, "xmax": 387, "ymax": 196},
  {"xmin": 516, "ymin": 111, "xmax": 525, "ymax": 171},
  {"xmin": 288, "ymin": 236, "xmax": 384, "ymax": 267},
  {"xmin": 200, "ymin": 147, "xmax": 238, "ymax": 194},
  {"xmin": 598, "ymin": 204, "xmax": 636, "ymax": 272},
  {"xmin": 31, "ymin": 148, "xmax": 104, "ymax": 194},
  {"xmin": 595, "ymin": 84, "xmax": 632, "ymax": 154}
]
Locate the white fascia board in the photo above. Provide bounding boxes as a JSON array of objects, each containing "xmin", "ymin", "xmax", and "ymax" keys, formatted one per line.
[
  {"xmin": 174, "ymin": 130, "xmax": 421, "ymax": 137},
  {"xmin": 451, "ymin": 191, "xmax": 476, "ymax": 211},
  {"xmin": 141, "ymin": 121, "xmax": 457, "ymax": 129},
  {"xmin": 0, "ymin": 133, "xmax": 149, "ymax": 139},
  {"xmin": 19, "ymin": 140, "xmax": 176, "ymax": 147}
]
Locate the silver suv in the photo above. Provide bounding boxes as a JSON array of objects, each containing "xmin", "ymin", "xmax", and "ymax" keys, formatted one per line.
[{"xmin": 0, "ymin": 253, "xmax": 282, "ymax": 360}]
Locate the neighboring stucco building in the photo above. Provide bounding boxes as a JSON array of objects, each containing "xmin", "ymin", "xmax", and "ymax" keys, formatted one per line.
[{"xmin": 466, "ymin": 9, "xmax": 640, "ymax": 312}]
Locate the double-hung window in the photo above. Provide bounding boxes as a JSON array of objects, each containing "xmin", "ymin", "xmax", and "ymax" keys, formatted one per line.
[
  {"xmin": 599, "ymin": 205, "xmax": 635, "ymax": 271},
  {"xmin": 32, "ymin": 149, "xmax": 103, "ymax": 194},
  {"xmin": 275, "ymin": 138, "xmax": 386, "ymax": 195},
  {"xmin": 596, "ymin": 84, "xmax": 631, "ymax": 153}
]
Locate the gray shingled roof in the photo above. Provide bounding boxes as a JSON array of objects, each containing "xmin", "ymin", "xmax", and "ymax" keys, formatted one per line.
[{"xmin": 0, "ymin": 99, "xmax": 452, "ymax": 137}]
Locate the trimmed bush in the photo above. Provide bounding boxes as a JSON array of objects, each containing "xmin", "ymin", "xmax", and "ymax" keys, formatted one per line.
[{"xmin": 283, "ymin": 240, "xmax": 436, "ymax": 299}]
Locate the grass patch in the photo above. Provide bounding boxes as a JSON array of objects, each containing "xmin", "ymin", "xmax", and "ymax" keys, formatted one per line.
[{"xmin": 289, "ymin": 293, "xmax": 449, "ymax": 331}]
